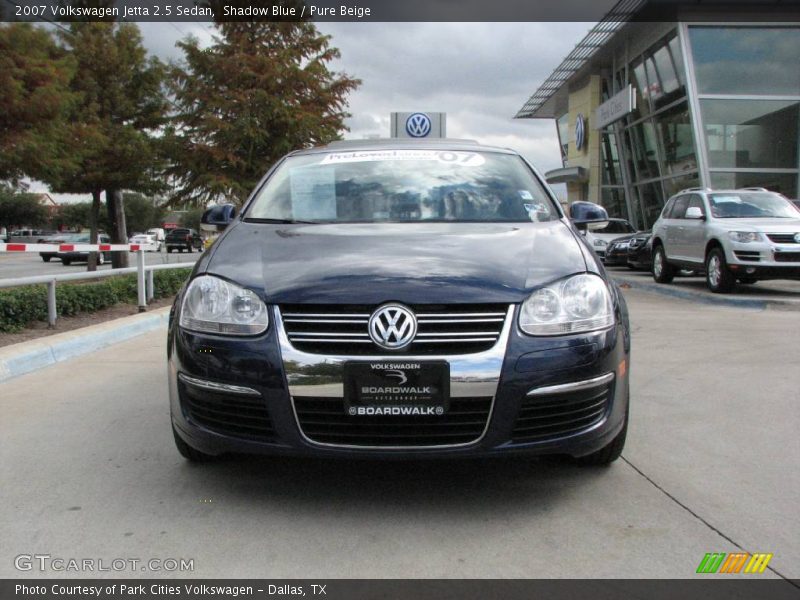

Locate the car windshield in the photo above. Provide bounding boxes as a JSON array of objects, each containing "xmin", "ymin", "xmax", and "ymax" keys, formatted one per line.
[
  {"xmin": 246, "ymin": 149, "xmax": 559, "ymax": 223},
  {"xmin": 709, "ymin": 193, "xmax": 797, "ymax": 218},
  {"xmin": 595, "ymin": 220, "xmax": 635, "ymax": 234}
]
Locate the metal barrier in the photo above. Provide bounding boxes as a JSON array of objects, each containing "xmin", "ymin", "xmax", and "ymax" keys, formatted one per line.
[{"xmin": 0, "ymin": 249, "xmax": 194, "ymax": 326}]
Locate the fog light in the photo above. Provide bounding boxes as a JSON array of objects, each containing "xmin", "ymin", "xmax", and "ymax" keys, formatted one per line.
[{"xmin": 746, "ymin": 267, "xmax": 756, "ymax": 274}]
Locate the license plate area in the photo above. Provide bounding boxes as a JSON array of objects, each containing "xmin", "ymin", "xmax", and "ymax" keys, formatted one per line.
[{"xmin": 343, "ymin": 361, "xmax": 450, "ymax": 417}]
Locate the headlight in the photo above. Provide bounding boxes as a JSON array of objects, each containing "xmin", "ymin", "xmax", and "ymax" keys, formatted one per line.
[
  {"xmin": 179, "ymin": 275, "xmax": 268, "ymax": 335},
  {"xmin": 593, "ymin": 239, "xmax": 608, "ymax": 247},
  {"xmin": 728, "ymin": 231, "xmax": 762, "ymax": 243},
  {"xmin": 519, "ymin": 274, "xmax": 615, "ymax": 336}
]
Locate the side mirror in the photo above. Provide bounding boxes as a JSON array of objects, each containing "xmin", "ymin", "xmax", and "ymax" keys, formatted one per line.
[
  {"xmin": 200, "ymin": 204, "xmax": 237, "ymax": 232},
  {"xmin": 569, "ymin": 201, "xmax": 609, "ymax": 231},
  {"xmin": 685, "ymin": 206, "xmax": 704, "ymax": 220}
]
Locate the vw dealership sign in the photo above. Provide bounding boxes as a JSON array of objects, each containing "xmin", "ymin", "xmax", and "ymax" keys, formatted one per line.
[{"xmin": 391, "ymin": 112, "xmax": 446, "ymax": 138}]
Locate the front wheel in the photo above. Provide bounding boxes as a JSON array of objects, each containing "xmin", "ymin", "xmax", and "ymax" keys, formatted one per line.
[
  {"xmin": 576, "ymin": 409, "xmax": 627, "ymax": 466},
  {"xmin": 62, "ymin": 258, "xmax": 71, "ymax": 266},
  {"xmin": 706, "ymin": 248, "xmax": 736, "ymax": 293},
  {"xmin": 652, "ymin": 245, "xmax": 675, "ymax": 283},
  {"xmin": 187, "ymin": 245, "xmax": 192, "ymax": 253},
  {"xmin": 42, "ymin": 256, "xmax": 51, "ymax": 263},
  {"xmin": 173, "ymin": 425, "xmax": 216, "ymax": 462}
]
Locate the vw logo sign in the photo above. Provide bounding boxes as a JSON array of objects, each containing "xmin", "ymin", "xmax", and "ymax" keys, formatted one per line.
[
  {"xmin": 405, "ymin": 113, "xmax": 432, "ymax": 138},
  {"xmin": 575, "ymin": 114, "xmax": 586, "ymax": 151},
  {"xmin": 794, "ymin": 232, "xmax": 800, "ymax": 243},
  {"xmin": 368, "ymin": 304, "xmax": 417, "ymax": 350}
]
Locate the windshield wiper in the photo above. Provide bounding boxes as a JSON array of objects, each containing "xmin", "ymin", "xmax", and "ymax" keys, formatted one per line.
[{"xmin": 245, "ymin": 218, "xmax": 319, "ymax": 224}]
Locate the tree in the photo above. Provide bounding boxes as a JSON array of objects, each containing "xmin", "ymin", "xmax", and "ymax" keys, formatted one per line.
[
  {"xmin": 51, "ymin": 22, "xmax": 168, "ymax": 270},
  {"xmin": 123, "ymin": 193, "xmax": 167, "ymax": 235},
  {"xmin": 50, "ymin": 201, "xmax": 108, "ymax": 232},
  {"xmin": 0, "ymin": 185, "xmax": 49, "ymax": 232},
  {"xmin": 166, "ymin": 18, "xmax": 360, "ymax": 207},
  {"xmin": 0, "ymin": 24, "xmax": 78, "ymax": 184}
]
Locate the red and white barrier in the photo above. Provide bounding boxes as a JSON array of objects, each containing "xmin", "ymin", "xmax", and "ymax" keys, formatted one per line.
[{"xmin": 0, "ymin": 243, "xmax": 147, "ymax": 252}]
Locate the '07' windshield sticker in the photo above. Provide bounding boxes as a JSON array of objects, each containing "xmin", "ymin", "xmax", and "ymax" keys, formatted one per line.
[{"xmin": 320, "ymin": 150, "xmax": 485, "ymax": 167}]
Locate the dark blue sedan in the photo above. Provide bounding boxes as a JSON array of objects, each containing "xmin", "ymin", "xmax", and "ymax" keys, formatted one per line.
[{"xmin": 168, "ymin": 139, "xmax": 630, "ymax": 466}]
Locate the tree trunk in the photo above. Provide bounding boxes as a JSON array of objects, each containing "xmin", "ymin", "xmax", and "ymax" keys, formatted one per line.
[
  {"xmin": 87, "ymin": 189, "xmax": 100, "ymax": 272},
  {"xmin": 106, "ymin": 188, "xmax": 129, "ymax": 268}
]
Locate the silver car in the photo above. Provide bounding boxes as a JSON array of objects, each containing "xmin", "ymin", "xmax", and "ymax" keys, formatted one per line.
[{"xmin": 651, "ymin": 187, "xmax": 800, "ymax": 293}]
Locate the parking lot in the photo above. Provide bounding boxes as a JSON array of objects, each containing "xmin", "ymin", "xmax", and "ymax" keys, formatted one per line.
[
  {"xmin": 0, "ymin": 249, "xmax": 200, "ymax": 279},
  {"xmin": 1, "ymin": 287, "xmax": 798, "ymax": 579}
]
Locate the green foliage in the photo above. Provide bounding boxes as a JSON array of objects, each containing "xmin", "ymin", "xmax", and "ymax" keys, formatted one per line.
[
  {"xmin": 0, "ymin": 185, "xmax": 50, "ymax": 230},
  {"xmin": 0, "ymin": 268, "xmax": 191, "ymax": 333},
  {"xmin": 50, "ymin": 201, "xmax": 106, "ymax": 232},
  {"xmin": 166, "ymin": 19, "xmax": 360, "ymax": 207},
  {"xmin": 0, "ymin": 24, "xmax": 79, "ymax": 184}
]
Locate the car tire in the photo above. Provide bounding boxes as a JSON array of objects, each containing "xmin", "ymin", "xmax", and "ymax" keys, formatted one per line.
[
  {"xmin": 42, "ymin": 256, "xmax": 51, "ymax": 263},
  {"xmin": 187, "ymin": 245, "xmax": 192, "ymax": 253},
  {"xmin": 705, "ymin": 247, "xmax": 736, "ymax": 293},
  {"xmin": 167, "ymin": 247, "xmax": 172, "ymax": 253},
  {"xmin": 652, "ymin": 245, "xmax": 675, "ymax": 283},
  {"xmin": 576, "ymin": 408, "xmax": 627, "ymax": 467},
  {"xmin": 172, "ymin": 425, "xmax": 216, "ymax": 462},
  {"xmin": 62, "ymin": 258, "xmax": 71, "ymax": 266}
]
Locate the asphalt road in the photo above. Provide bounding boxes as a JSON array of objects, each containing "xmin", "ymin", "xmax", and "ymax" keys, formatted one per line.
[
  {"xmin": 1, "ymin": 288, "xmax": 798, "ymax": 580},
  {"xmin": 0, "ymin": 249, "xmax": 200, "ymax": 279}
]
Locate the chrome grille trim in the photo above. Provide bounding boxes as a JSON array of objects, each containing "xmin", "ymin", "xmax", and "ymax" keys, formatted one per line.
[{"xmin": 280, "ymin": 303, "xmax": 509, "ymax": 353}]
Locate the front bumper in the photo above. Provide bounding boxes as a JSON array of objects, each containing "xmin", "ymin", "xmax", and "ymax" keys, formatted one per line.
[
  {"xmin": 169, "ymin": 304, "xmax": 630, "ymax": 459},
  {"xmin": 726, "ymin": 243, "xmax": 800, "ymax": 279}
]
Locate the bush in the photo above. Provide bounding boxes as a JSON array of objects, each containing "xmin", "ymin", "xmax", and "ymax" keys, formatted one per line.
[{"xmin": 0, "ymin": 268, "xmax": 192, "ymax": 333}]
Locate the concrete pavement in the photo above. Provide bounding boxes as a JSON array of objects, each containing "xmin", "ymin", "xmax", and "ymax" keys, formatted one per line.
[{"xmin": 1, "ymin": 289, "xmax": 798, "ymax": 579}]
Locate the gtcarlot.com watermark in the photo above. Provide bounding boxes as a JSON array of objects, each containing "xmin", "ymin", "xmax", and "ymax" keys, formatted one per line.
[{"xmin": 14, "ymin": 554, "xmax": 194, "ymax": 573}]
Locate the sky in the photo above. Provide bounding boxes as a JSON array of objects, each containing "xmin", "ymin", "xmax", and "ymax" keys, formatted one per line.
[{"xmin": 136, "ymin": 21, "xmax": 593, "ymax": 179}]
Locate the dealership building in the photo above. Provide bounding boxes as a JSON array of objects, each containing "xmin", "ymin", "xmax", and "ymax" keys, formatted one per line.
[{"xmin": 516, "ymin": 1, "xmax": 800, "ymax": 230}]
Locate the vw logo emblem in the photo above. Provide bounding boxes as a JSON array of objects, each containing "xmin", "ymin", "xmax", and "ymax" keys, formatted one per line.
[
  {"xmin": 405, "ymin": 113, "xmax": 432, "ymax": 138},
  {"xmin": 368, "ymin": 304, "xmax": 417, "ymax": 350},
  {"xmin": 794, "ymin": 232, "xmax": 800, "ymax": 243}
]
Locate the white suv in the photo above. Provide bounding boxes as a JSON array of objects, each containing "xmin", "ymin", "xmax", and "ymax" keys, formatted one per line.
[{"xmin": 651, "ymin": 187, "xmax": 800, "ymax": 293}]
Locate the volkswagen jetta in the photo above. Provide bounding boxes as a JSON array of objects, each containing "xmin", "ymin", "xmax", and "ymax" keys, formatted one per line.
[{"xmin": 168, "ymin": 139, "xmax": 630, "ymax": 465}]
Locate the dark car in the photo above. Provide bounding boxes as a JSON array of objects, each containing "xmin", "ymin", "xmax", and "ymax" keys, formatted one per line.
[
  {"xmin": 602, "ymin": 232, "xmax": 652, "ymax": 270},
  {"xmin": 168, "ymin": 139, "xmax": 631, "ymax": 466},
  {"xmin": 57, "ymin": 233, "xmax": 112, "ymax": 266},
  {"xmin": 166, "ymin": 228, "xmax": 202, "ymax": 253}
]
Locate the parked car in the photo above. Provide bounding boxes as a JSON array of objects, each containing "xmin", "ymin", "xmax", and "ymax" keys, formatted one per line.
[
  {"xmin": 129, "ymin": 233, "xmax": 160, "ymax": 252},
  {"xmin": 39, "ymin": 232, "xmax": 80, "ymax": 262},
  {"xmin": 583, "ymin": 218, "xmax": 636, "ymax": 261},
  {"xmin": 626, "ymin": 232, "xmax": 653, "ymax": 270},
  {"xmin": 165, "ymin": 228, "xmax": 202, "ymax": 253},
  {"xmin": 168, "ymin": 139, "xmax": 631, "ymax": 466},
  {"xmin": 57, "ymin": 233, "xmax": 112, "ymax": 266},
  {"xmin": 651, "ymin": 188, "xmax": 800, "ymax": 293},
  {"xmin": 147, "ymin": 227, "xmax": 166, "ymax": 244},
  {"xmin": 6, "ymin": 228, "xmax": 58, "ymax": 244},
  {"xmin": 603, "ymin": 232, "xmax": 649, "ymax": 268}
]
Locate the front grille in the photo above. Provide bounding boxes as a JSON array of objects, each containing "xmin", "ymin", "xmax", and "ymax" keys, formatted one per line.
[
  {"xmin": 734, "ymin": 251, "xmax": 761, "ymax": 262},
  {"xmin": 281, "ymin": 304, "xmax": 508, "ymax": 355},
  {"xmin": 294, "ymin": 396, "xmax": 492, "ymax": 447},
  {"xmin": 180, "ymin": 382, "xmax": 275, "ymax": 442},
  {"xmin": 511, "ymin": 381, "xmax": 612, "ymax": 444},
  {"xmin": 767, "ymin": 233, "xmax": 799, "ymax": 244},
  {"xmin": 774, "ymin": 252, "xmax": 800, "ymax": 262}
]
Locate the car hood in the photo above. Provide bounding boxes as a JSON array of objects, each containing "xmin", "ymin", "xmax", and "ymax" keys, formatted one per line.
[
  {"xmin": 205, "ymin": 221, "xmax": 588, "ymax": 304},
  {"xmin": 713, "ymin": 218, "xmax": 800, "ymax": 232}
]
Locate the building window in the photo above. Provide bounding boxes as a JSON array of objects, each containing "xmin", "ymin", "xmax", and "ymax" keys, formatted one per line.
[
  {"xmin": 700, "ymin": 100, "xmax": 799, "ymax": 170},
  {"xmin": 626, "ymin": 121, "xmax": 660, "ymax": 181},
  {"xmin": 634, "ymin": 181, "xmax": 666, "ymax": 229},
  {"xmin": 661, "ymin": 172, "xmax": 700, "ymax": 198},
  {"xmin": 653, "ymin": 101, "xmax": 697, "ymax": 177},
  {"xmin": 600, "ymin": 188, "xmax": 628, "ymax": 220},
  {"xmin": 688, "ymin": 27, "xmax": 800, "ymax": 96},
  {"xmin": 556, "ymin": 113, "xmax": 570, "ymax": 164},
  {"xmin": 709, "ymin": 172, "xmax": 798, "ymax": 197},
  {"xmin": 601, "ymin": 130, "xmax": 622, "ymax": 185}
]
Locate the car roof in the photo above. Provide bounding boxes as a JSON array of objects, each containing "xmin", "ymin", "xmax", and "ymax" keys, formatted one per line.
[{"xmin": 289, "ymin": 138, "xmax": 518, "ymax": 156}]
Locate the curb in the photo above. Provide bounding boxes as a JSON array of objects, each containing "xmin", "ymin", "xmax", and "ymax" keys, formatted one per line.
[
  {"xmin": 0, "ymin": 306, "xmax": 171, "ymax": 383},
  {"xmin": 610, "ymin": 274, "xmax": 796, "ymax": 310}
]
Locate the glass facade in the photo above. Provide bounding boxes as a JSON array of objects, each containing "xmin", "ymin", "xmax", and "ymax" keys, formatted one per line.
[
  {"xmin": 592, "ymin": 24, "xmax": 800, "ymax": 231},
  {"xmin": 688, "ymin": 25, "xmax": 800, "ymax": 201}
]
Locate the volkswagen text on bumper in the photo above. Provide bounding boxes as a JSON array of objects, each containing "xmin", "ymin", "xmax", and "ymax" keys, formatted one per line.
[{"xmin": 168, "ymin": 140, "xmax": 631, "ymax": 464}]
